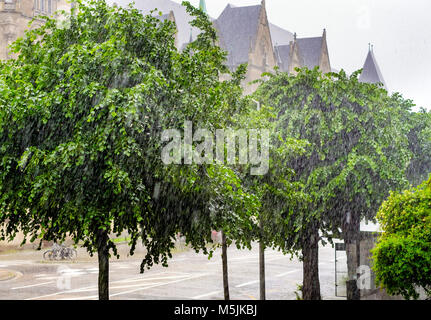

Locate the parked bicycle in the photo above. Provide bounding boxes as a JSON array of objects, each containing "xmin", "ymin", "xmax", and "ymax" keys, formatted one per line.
[{"xmin": 43, "ymin": 243, "xmax": 77, "ymax": 261}]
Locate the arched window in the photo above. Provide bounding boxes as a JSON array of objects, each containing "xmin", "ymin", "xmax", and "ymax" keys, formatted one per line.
[
  {"xmin": 48, "ymin": 0, "xmax": 52, "ymax": 13},
  {"xmin": 41, "ymin": 0, "xmax": 45, "ymax": 12}
]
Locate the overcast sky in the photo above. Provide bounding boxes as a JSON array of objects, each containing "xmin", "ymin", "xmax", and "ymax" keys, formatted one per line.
[{"xmin": 170, "ymin": 0, "xmax": 431, "ymax": 111}]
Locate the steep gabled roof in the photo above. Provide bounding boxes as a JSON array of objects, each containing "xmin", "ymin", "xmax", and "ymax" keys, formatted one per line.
[
  {"xmin": 296, "ymin": 36, "xmax": 323, "ymax": 70},
  {"xmin": 274, "ymin": 44, "xmax": 291, "ymax": 72},
  {"xmin": 269, "ymin": 23, "xmax": 294, "ymax": 47},
  {"xmin": 359, "ymin": 49, "xmax": 387, "ymax": 89},
  {"xmin": 214, "ymin": 4, "xmax": 262, "ymax": 67}
]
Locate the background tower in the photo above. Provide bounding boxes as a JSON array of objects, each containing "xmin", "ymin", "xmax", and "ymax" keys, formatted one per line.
[{"xmin": 199, "ymin": 0, "xmax": 207, "ymax": 13}]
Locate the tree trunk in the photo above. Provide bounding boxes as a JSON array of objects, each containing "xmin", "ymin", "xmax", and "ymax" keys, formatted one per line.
[
  {"xmin": 97, "ymin": 229, "xmax": 110, "ymax": 300},
  {"xmin": 259, "ymin": 219, "xmax": 266, "ymax": 300},
  {"xmin": 345, "ymin": 244, "xmax": 360, "ymax": 300},
  {"xmin": 343, "ymin": 211, "xmax": 361, "ymax": 300},
  {"xmin": 302, "ymin": 228, "xmax": 321, "ymax": 300},
  {"xmin": 221, "ymin": 231, "xmax": 230, "ymax": 300}
]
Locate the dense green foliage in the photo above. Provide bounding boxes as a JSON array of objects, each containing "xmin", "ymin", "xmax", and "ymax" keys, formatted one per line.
[
  {"xmin": 0, "ymin": 0, "xmax": 257, "ymax": 299},
  {"xmin": 406, "ymin": 109, "xmax": 431, "ymax": 186},
  {"xmin": 254, "ymin": 67, "xmax": 412, "ymax": 250},
  {"xmin": 253, "ymin": 67, "xmax": 414, "ymax": 299},
  {"xmin": 0, "ymin": 0, "xmax": 430, "ymax": 302},
  {"xmin": 372, "ymin": 176, "xmax": 431, "ymax": 300}
]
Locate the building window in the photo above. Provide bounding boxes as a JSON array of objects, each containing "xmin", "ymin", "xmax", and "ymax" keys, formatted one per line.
[
  {"xmin": 4, "ymin": 0, "xmax": 16, "ymax": 10},
  {"xmin": 34, "ymin": 0, "xmax": 54, "ymax": 15}
]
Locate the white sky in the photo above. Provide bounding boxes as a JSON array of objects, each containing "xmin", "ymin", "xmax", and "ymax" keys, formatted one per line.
[{"xmin": 171, "ymin": 0, "xmax": 431, "ymax": 110}]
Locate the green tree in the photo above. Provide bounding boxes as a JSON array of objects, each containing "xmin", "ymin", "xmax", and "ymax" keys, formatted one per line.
[
  {"xmin": 254, "ymin": 67, "xmax": 412, "ymax": 299},
  {"xmin": 372, "ymin": 176, "xmax": 431, "ymax": 300},
  {"xmin": 194, "ymin": 96, "xmax": 270, "ymax": 301},
  {"xmin": 406, "ymin": 109, "xmax": 431, "ymax": 186},
  {"xmin": 240, "ymin": 100, "xmax": 309, "ymax": 300},
  {"xmin": 0, "ymin": 0, "xmax": 252, "ymax": 300}
]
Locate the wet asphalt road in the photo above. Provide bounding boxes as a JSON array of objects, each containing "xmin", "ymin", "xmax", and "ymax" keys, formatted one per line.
[{"xmin": 0, "ymin": 242, "xmax": 346, "ymax": 300}]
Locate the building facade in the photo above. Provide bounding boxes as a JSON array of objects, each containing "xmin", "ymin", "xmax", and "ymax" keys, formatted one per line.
[
  {"xmin": 214, "ymin": 1, "xmax": 278, "ymax": 94},
  {"xmin": 275, "ymin": 29, "xmax": 332, "ymax": 75},
  {"xmin": 0, "ymin": 0, "xmax": 70, "ymax": 60},
  {"xmin": 112, "ymin": 0, "xmax": 385, "ymax": 93},
  {"xmin": 0, "ymin": 0, "xmax": 387, "ymax": 92}
]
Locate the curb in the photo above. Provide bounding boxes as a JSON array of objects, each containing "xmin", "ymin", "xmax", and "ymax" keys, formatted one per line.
[{"xmin": 0, "ymin": 269, "xmax": 23, "ymax": 281}]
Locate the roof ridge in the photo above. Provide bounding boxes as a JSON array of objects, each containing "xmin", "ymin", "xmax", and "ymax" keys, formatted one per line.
[
  {"xmin": 215, "ymin": 3, "xmax": 263, "ymax": 66},
  {"xmin": 226, "ymin": 3, "xmax": 262, "ymax": 10},
  {"xmin": 297, "ymin": 36, "xmax": 323, "ymax": 40}
]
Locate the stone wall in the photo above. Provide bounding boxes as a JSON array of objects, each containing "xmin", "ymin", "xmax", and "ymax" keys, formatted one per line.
[
  {"xmin": 243, "ymin": 2, "xmax": 277, "ymax": 95},
  {"xmin": 358, "ymin": 231, "xmax": 404, "ymax": 300}
]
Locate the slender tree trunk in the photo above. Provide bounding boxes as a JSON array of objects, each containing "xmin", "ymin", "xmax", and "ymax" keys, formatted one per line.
[
  {"xmin": 259, "ymin": 219, "xmax": 266, "ymax": 300},
  {"xmin": 221, "ymin": 231, "xmax": 230, "ymax": 300},
  {"xmin": 259, "ymin": 241, "xmax": 266, "ymax": 300},
  {"xmin": 343, "ymin": 212, "xmax": 361, "ymax": 300},
  {"xmin": 345, "ymin": 243, "xmax": 360, "ymax": 300},
  {"xmin": 302, "ymin": 228, "xmax": 321, "ymax": 300},
  {"xmin": 97, "ymin": 229, "xmax": 110, "ymax": 300}
]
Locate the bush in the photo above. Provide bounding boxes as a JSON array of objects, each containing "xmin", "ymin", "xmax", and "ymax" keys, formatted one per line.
[{"xmin": 372, "ymin": 176, "xmax": 431, "ymax": 299}]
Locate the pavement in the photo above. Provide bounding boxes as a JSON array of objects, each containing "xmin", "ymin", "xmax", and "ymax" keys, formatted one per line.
[{"xmin": 0, "ymin": 241, "xmax": 347, "ymax": 300}]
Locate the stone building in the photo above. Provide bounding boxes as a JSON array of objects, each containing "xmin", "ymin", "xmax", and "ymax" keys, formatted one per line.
[
  {"xmin": 110, "ymin": 0, "xmax": 341, "ymax": 93},
  {"xmin": 110, "ymin": 0, "xmax": 289, "ymax": 93},
  {"xmin": 0, "ymin": 0, "xmax": 71, "ymax": 60},
  {"xmin": 1, "ymin": 0, "xmax": 388, "ymax": 92},
  {"xmin": 213, "ymin": 1, "xmax": 278, "ymax": 93},
  {"xmin": 275, "ymin": 29, "xmax": 331, "ymax": 75}
]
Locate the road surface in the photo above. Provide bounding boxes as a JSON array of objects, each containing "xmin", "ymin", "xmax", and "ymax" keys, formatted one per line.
[{"xmin": 0, "ymin": 242, "xmax": 346, "ymax": 300}]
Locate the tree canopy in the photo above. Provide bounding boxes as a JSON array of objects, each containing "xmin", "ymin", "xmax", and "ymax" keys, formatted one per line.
[
  {"xmin": 0, "ymin": 0, "xmax": 255, "ymax": 299},
  {"xmin": 406, "ymin": 109, "xmax": 431, "ymax": 186},
  {"xmin": 253, "ymin": 67, "xmax": 414, "ymax": 299}
]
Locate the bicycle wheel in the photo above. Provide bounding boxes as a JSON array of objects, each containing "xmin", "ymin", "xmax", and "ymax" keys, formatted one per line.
[
  {"xmin": 43, "ymin": 250, "xmax": 54, "ymax": 260},
  {"xmin": 63, "ymin": 248, "xmax": 71, "ymax": 260},
  {"xmin": 59, "ymin": 248, "xmax": 67, "ymax": 260},
  {"xmin": 65, "ymin": 248, "xmax": 77, "ymax": 260},
  {"xmin": 53, "ymin": 250, "xmax": 61, "ymax": 260},
  {"xmin": 70, "ymin": 249, "xmax": 78, "ymax": 260}
]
